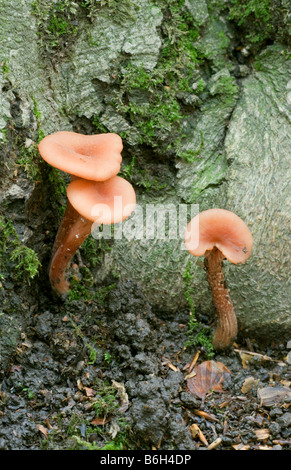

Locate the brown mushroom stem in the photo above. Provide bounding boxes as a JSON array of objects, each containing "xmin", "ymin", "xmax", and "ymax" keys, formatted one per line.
[
  {"xmin": 51, "ymin": 200, "xmax": 81, "ymax": 258},
  {"xmin": 204, "ymin": 247, "xmax": 238, "ymax": 350},
  {"xmin": 49, "ymin": 211, "xmax": 92, "ymax": 295},
  {"xmin": 51, "ymin": 176, "xmax": 81, "ymax": 258}
]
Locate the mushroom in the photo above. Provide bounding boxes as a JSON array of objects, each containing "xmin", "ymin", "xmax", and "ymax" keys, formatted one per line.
[
  {"xmin": 49, "ymin": 176, "xmax": 136, "ymax": 294},
  {"xmin": 38, "ymin": 131, "xmax": 123, "ymax": 182},
  {"xmin": 39, "ymin": 131, "xmax": 123, "ymax": 255},
  {"xmin": 38, "ymin": 131, "xmax": 132, "ymax": 294},
  {"xmin": 185, "ymin": 208, "xmax": 253, "ymax": 350}
]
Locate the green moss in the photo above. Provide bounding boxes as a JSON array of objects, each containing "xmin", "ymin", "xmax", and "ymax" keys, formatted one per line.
[
  {"xmin": 134, "ymin": 96, "xmax": 180, "ymax": 145},
  {"xmin": 176, "ymin": 131, "xmax": 204, "ymax": 163},
  {"xmin": 81, "ymin": 0, "xmax": 140, "ymax": 24},
  {"xmin": 30, "ymin": 94, "xmax": 46, "ymax": 144},
  {"xmin": 183, "ymin": 261, "xmax": 214, "ymax": 358},
  {"xmin": 209, "ymin": 71, "xmax": 239, "ymax": 99},
  {"xmin": 80, "ymin": 236, "xmax": 113, "ymax": 270},
  {"xmin": 0, "ymin": 216, "xmax": 41, "ymax": 282},
  {"xmin": 1, "ymin": 58, "xmax": 10, "ymax": 76},
  {"xmin": 0, "ymin": 128, "xmax": 8, "ymax": 143},
  {"xmin": 104, "ymin": 351, "xmax": 112, "ymax": 364},
  {"xmin": 99, "ymin": 0, "xmax": 208, "ymax": 160},
  {"xmin": 48, "ymin": 13, "xmax": 75, "ymax": 39},
  {"xmin": 92, "ymin": 115, "xmax": 110, "ymax": 134},
  {"xmin": 119, "ymin": 156, "xmax": 136, "ymax": 181},
  {"xmin": 207, "ymin": 0, "xmax": 229, "ymax": 13},
  {"xmin": 10, "ymin": 246, "xmax": 41, "ymax": 280},
  {"xmin": 32, "ymin": 0, "xmax": 140, "ymax": 54},
  {"xmin": 17, "ymin": 142, "xmax": 44, "ymax": 181},
  {"xmin": 185, "ymin": 312, "xmax": 214, "ymax": 359},
  {"xmin": 48, "ymin": 166, "xmax": 67, "ymax": 195},
  {"xmin": 32, "ymin": 0, "xmax": 79, "ymax": 52},
  {"xmin": 14, "ymin": 97, "xmax": 46, "ymax": 183},
  {"xmin": 67, "ymin": 276, "xmax": 93, "ymax": 302},
  {"xmin": 119, "ymin": 155, "xmax": 168, "ymax": 192},
  {"xmin": 92, "ymin": 382, "xmax": 120, "ymax": 418},
  {"xmin": 68, "ymin": 277, "xmax": 116, "ymax": 304},
  {"xmin": 121, "ymin": 64, "xmax": 163, "ymax": 92},
  {"xmin": 72, "ymin": 418, "xmax": 133, "ymax": 450},
  {"xmin": 228, "ymin": 0, "xmax": 274, "ymax": 46},
  {"xmin": 40, "ymin": 384, "xmax": 133, "ymax": 450},
  {"xmin": 117, "ymin": 96, "xmax": 181, "ymax": 148},
  {"xmin": 86, "ymin": 342, "xmax": 100, "ymax": 365}
]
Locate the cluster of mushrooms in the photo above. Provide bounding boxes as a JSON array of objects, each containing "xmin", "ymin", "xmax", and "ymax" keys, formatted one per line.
[
  {"xmin": 39, "ymin": 132, "xmax": 253, "ymax": 351},
  {"xmin": 38, "ymin": 131, "xmax": 136, "ymax": 295}
]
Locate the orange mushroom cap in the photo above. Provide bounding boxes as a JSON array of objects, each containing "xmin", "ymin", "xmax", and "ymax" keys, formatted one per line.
[
  {"xmin": 38, "ymin": 131, "xmax": 123, "ymax": 181},
  {"xmin": 67, "ymin": 176, "xmax": 136, "ymax": 224},
  {"xmin": 185, "ymin": 208, "xmax": 253, "ymax": 264}
]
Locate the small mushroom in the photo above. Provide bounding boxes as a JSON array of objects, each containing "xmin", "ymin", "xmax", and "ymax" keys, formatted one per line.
[
  {"xmin": 49, "ymin": 176, "xmax": 136, "ymax": 294},
  {"xmin": 38, "ymin": 131, "xmax": 123, "ymax": 182},
  {"xmin": 185, "ymin": 208, "xmax": 253, "ymax": 350}
]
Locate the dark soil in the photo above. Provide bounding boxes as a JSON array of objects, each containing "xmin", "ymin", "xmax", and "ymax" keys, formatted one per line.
[{"xmin": 0, "ymin": 278, "xmax": 290, "ymax": 451}]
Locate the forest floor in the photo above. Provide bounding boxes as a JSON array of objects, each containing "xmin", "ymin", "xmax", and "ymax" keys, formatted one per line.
[{"xmin": 0, "ymin": 279, "xmax": 290, "ymax": 451}]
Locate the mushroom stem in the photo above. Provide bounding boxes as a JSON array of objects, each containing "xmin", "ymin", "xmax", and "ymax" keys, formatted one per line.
[
  {"xmin": 49, "ymin": 211, "xmax": 92, "ymax": 295},
  {"xmin": 204, "ymin": 247, "xmax": 238, "ymax": 350},
  {"xmin": 51, "ymin": 176, "xmax": 81, "ymax": 258},
  {"xmin": 51, "ymin": 200, "xmax": 81, "ymax": 258}
]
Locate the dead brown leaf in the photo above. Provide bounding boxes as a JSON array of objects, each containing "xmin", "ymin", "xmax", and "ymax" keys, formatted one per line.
[
  {"xmin": 91, "ymin": 417, "xmax": 110, "ymax": 426},
  {"xmin": 255, "ymin": 428, "xmax": 270, "ymax": 441},
  {"xmin": 241, "ymin": 376, "xmax": 259, "ymax": 394},
  {"xmin": 161, "ymin": 356, "xmax": 179, "ymax": 372},
  {"xmin": 189, "ymin": 351, "xmax": 200, "ymax": 373},
  {"xmin": 208, "ymin": 437, "xmax": 222, "ymax": 450},
  {"xmin": 36, "ymin": 424, "xmax": 48, "ymax": 439},
  {"xmin": 112, "ymin": 380, "xmax": 129, "ymax": 413},
  {"xmin": 83, "ymin": 386, "xmax": 96, "ymax": 397},
  {"xmin": 193, "ymin": 409, "xmax": 218, "ymax": 422},
  {"xmin": 257, "ymin": 385, "xmax": 291, "ymax": 407},
  {"xmin": 232, "ymin": 443, "xmax": 250, "ymax": 450},
  {"xmin": 273, "ymin": 439, "xmax": 291, "ymax": 446},
  {"xmin": 187, "ymin": 360, "xmax": 231, "ymax": 399},
  {"xmin": 218, "ymin": 398, "xmax": 233, "ymax": 409},
  {"xmin": 234, "ymin": 349, "xmax": 274, "ymax": 369},
  {"xmin": 189, "ymin": 423, "xmax": 199, "ymax": 438},
  {"xmin": 184, "ymin": 370, "xmax": 196, "ymax": 380},
  {"xmin": 189, "ymin": 423, "xmax": 209, "ymax": 446}
]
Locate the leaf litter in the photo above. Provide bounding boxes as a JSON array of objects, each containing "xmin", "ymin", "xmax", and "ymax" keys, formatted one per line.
[
  {"xmin": 1, "ymin": 280, "xmax": 290, "ymax": 450},
  {"xmin": 186, "ymin": 360, "xmax": 231, "ymax": 400}
]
